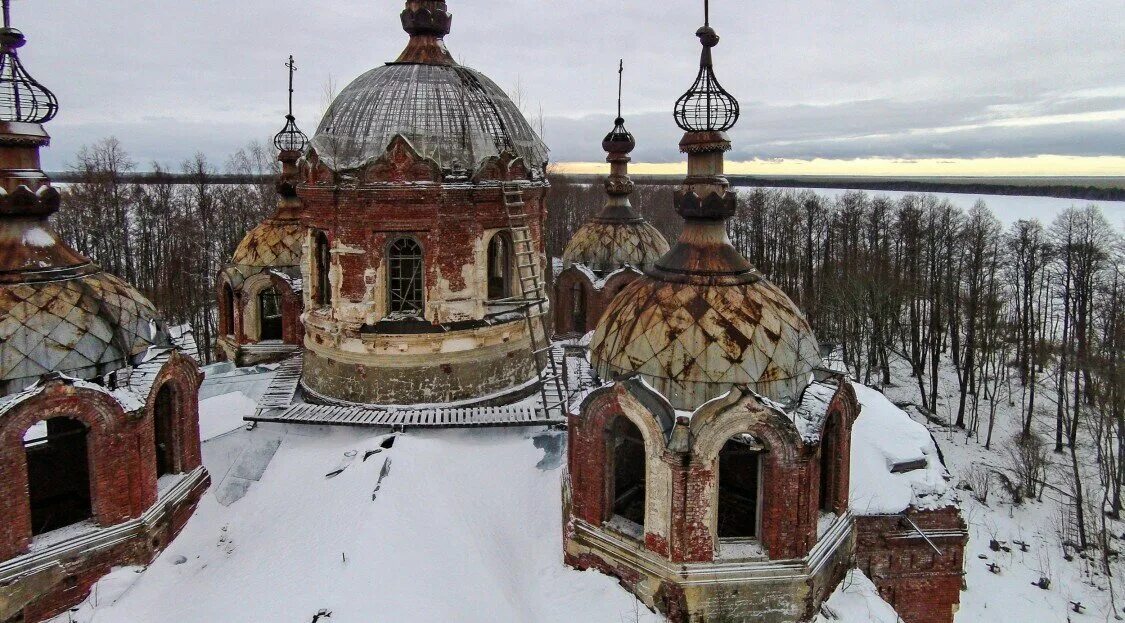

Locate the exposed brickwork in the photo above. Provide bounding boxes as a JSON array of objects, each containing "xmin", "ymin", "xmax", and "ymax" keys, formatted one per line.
[
  {"xmin": 553, "ymin": 266, "xmax": 641, "ymax": 335},
  {"xmin": 563, "ymin": 379, "xmax": 948, "ymax": 622},
  {"xmin": 855, "ymin": 507, "xmax": 967, "ymax": 623},
  {"xmin": 0, "ymin": 353, "xmax": 206, "ymax": 621}
]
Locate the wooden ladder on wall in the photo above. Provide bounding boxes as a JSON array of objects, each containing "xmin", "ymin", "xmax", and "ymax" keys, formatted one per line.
[{"xmin": 501, "ymin": 181, "xmax": 568, "ymax": 420}]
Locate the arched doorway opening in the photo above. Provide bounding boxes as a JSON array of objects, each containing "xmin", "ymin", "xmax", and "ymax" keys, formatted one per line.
[
  {"xmin": 607, "ymin": 415, "xmax": 645, "ymax": 531},
  {"xmin": 717, "ymin": 434, "xmax": 762, "ymax": 539},
  {"xmin": 222, "ymin": 283, "xmax": 235, "ymax": 336},
  {"xmin": 388, "ymin": 237, "xmax": 425, "ymax": 316},
  {"xmin": 487, "ymin": 232, "xmax": 513, "ymax": 300},
  {"xmin": 571, "ymin": 283, "xmax": 587, "ymax": 333},
  {"xmin": 314, "ymin": 230, "xmax": 332, "ymax": 306},
  {"xmin": 154, "ymin": 384, "xmax": 178, "ymax": 477},
  {"xmin": 259, "ymin": 287, "xmax": 283, "ymax": 341},
  {"xmin": 23, "ymin": 417, "xmax": 93, "ymax": 536}
]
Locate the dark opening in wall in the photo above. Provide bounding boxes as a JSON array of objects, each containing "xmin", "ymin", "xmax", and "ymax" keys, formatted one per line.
[
  {"xmin": 154, "ymin": 384, "xmax": 178, "ymax": 476},
  {"xmin": 24, "ymin": 417, "xmax": 93, "ymax": 536},
  {"xmin": 259, "ymin": 287, "xmax": 283, "ymax": 341},
  {"xmin": 487, "ymin": 232, "xmax": 513, "ymax": 300},
  {"xmin": 609, "ymin": 415, "xmax": 645, "ymax": 527},
  {"xmin": 314, "ymin": 230, "xmax": 332, "ymax": 306},
  {"xmin": 571, "ymin": 283, "xmax": 587, "ymax": 333},
  {"xmin": 718, "ymin": 435, "xmax": 761, "ymax": 539}
]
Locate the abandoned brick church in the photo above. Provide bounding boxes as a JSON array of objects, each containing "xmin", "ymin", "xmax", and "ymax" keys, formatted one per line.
[{"xmin": 0, "ymin": 1, "xmax": 967, "ymax": 622}]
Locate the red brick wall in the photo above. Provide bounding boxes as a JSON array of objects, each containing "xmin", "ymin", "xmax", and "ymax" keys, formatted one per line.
[
  {"xmin": 0, "ymin": 385, "xmax": 155, "ymax": 560},
  {"xmin": 855, "ymin": 508, "xmax": 967, "ymax": 623},
  {"xmin": 553, "ymin": 266, "xmax": 642, "ymax": 336},
  {"xmin": 299, "ymin": 142, "xmax": 549, "ymax": 323}
]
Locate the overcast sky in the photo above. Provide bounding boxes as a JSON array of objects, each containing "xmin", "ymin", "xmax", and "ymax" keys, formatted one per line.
[{"xmin": 18, "ymin": 0, "xmax": 1125, "ymax": 174}]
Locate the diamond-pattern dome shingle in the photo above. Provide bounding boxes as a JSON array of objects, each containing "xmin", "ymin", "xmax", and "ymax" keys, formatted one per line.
[
  {"xmin": 591, "ymin": 276, "xmax": 821, "ymax": 409},
  {"xmin": 562, "ymin": 220, "xmax": 669, "ymax": 275},
  {"xmin": 230, "ymin": 221, "xmax": 303, "ymax": 269},
  {"xmin": 1, "ymin": 271, "xmax": 159, "ymax": 395}
]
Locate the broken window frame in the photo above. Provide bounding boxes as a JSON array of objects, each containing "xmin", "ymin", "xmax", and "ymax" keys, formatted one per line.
[{"xmin": 388, "ymin": 237, "xmax": 425, "ymax": 317}]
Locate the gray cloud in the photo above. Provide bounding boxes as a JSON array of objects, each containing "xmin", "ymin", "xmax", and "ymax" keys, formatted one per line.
[{"xmin": 18, "ymin": 0, "xmax": 1125, "ymax": 170}]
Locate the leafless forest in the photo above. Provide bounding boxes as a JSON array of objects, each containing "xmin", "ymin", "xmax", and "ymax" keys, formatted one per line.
[{"xmin": 54, "ymin": 143, "xmax": 1125, "ymax": 543}]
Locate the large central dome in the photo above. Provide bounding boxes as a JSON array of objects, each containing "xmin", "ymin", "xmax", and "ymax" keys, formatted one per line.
[
  {"xmin": 313, "ymin": 65, "xmax": 548, "ymax": 172},
  {"xmin": 310, "ymin": 1, "xmax": 548, "ymax": 173}
]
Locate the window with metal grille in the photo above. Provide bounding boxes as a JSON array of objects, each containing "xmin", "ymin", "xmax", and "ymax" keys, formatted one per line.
[{"xmin": 388, "ymin": 238, "xmax": 425, "ymax": 316}]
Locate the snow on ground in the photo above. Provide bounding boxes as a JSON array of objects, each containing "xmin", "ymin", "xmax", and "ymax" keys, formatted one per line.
[
  {"xmin": 812, "ymin": 569, "xmax": 900, "ymax": 623},
  {"xmin": 55, "ymin": 413, "xmax": 660, "ymax": 622},
  {"xmin": 197, "ymin": 391, "xmax": 256, "ymax": 441},
  {"xmin": 875, "ymin": 356, "xmax": 1125, "ymax": 622}
]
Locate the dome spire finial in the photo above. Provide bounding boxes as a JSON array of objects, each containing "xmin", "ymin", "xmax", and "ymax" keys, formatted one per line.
[
  {"xmin": 0, "ymin": 0, "xmax": 58, "ymax": 124},
  {"xmin": 673, "ymin": 0, "xmax": 739, "ymax": 133},
  {"xmin": 396, "ymin": 1, "xmax": 456, "ymax": 65},
  {"xmin": 273, "ymin": 55, "xmax": 309, "ymax": 155}
]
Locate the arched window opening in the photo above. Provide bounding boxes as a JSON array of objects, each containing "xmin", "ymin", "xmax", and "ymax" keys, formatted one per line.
[
  {"xmin": 487, "ymin": 233, "xmax": 513, "ymax": 301},
  {"xmin": 820, "ymin": 415, "xmax": 839, "ymax": 513},
  {"xmin": 259, "ymin": 287, "xmax": 284, "ymax": 341},
  {"xmin": 314, "ymin": 230, "xmax": 332, "ymax": 306},
  {"xmin": 571, "ymin": 283, "xmax": 587, "ymax": 333},
  {"xmin": 388, "ymin": 238, "xmax": 425, "ymax": 316},
  {"xmin": 222, "ymin": 283, "xmax": 235, "ymax": 337},
  {"xmin": 23, "ymin": 417, "xmax": 92, "ymax": 536},
  {"xmin": 154, "ymin": 384, "xmax": 178, "ymax": 477},
  {"xmin": 608, "ymin": 416, "xmax": 646, "ymax": 531},
  {"xmin": 718, "ymin": 434, "xmax": 763, "ymax": 540}
]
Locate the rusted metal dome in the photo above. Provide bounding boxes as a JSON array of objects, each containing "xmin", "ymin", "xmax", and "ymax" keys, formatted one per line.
[
  {"xmin": 310, "ymin": 1, "xmax": 548, "ymax": 173},
  {"xmin": 590, "ymin": 277, "xmax": 821, "ymax": 409},
  {"xmin": 224, "ymin": 221, "xmax": 304, "ymax": 288},
  {"xmin": 562, "ymin": 220, "xmax": 669, "ymax": 275},
  {"xmin": 0, "ymin": 187, "xmax": 161, "ymax": 396}
]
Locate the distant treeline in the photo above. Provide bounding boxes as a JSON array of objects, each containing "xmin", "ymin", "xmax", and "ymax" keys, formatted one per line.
[
  {"xmin": 567, "ymin": 174, "xmax": 1125, "ymax": 202},
  {"xmin": 49, "ymin": 171, "xmax": 271, "ymax": 185}
]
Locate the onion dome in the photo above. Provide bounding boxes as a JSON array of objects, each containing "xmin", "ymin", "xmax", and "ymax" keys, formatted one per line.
[
  {"xmin": 0, "ymin": 2, "xmax": 160, "ymax": 396},
  {"xmin": 562, "ymin": 62, "xmax": 669, "ymax": 275},
  {"xmin": 591, "ymin": 5, "xmax": 820, "ymax": 409},
  {"xmin": 310, "ymin": 0, "xmax": 548, "ymax": 173},
  {"xmin": 227, "ymin": 57, "xmax": 307, "ymax": 284}
]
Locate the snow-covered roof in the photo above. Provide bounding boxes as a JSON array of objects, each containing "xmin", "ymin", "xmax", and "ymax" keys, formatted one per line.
[
  {"xmin": 812, "ymin": 569, "xmax": 900, "ymax": 623},
  {"xmin": 791, "ymin": 380, "xmax": 839, "ymax": 443},
  {"xmin": 849, "ymin": 383, "xmax": 955, "ymax": 515}
]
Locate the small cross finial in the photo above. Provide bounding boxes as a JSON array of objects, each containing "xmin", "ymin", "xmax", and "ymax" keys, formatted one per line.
[
  {"xmin": 285, "ymin": 55, "xmax": 297, "ymax": 117},
  {"xmin": 617, "ymin": 60, "xmax": 624, "ymax": 120}
]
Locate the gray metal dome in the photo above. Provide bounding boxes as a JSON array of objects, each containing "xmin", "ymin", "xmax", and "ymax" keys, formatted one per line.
[{"xmin": 311, "ymin": 63, "xmax": 549, "ymax": 173}]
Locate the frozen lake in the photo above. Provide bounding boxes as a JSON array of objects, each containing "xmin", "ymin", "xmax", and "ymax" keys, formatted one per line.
[{"xmin": 745, "ymin": 186, "xmax": 1125, "ymax": 229}]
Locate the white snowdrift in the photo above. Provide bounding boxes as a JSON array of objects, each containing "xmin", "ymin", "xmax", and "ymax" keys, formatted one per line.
[
  {"xmin": 812, "ymin": 569, "xmax": 900, "ymax": 623},
  {"xmin": 197, "ymin": 391, "xmax": 256, "ymax": 441},
  {"xmin": 849, "ymin": 383, "xmax": 953, "ymax": 515},
  {"xmin": 56, "ymin": 425, "xmax": 660, "ymax": 623}
]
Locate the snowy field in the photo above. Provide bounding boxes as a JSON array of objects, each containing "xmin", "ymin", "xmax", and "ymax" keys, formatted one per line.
[{"xmin": 748, "ymin": 187, "xmax": 1125, "ymax": 229}]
